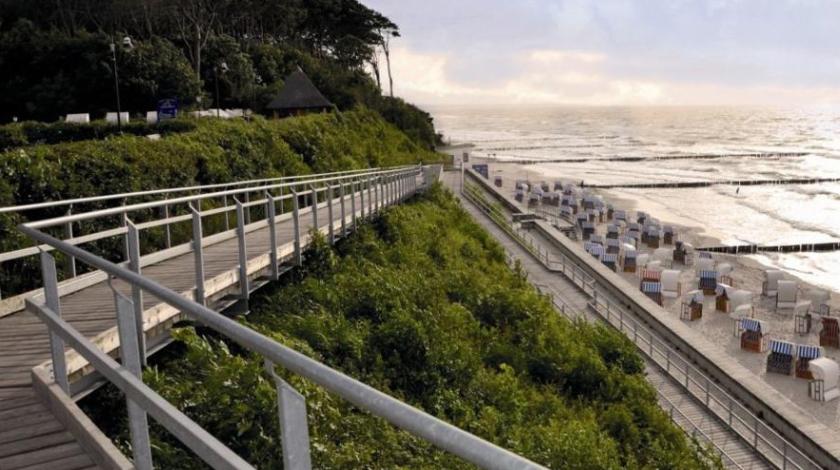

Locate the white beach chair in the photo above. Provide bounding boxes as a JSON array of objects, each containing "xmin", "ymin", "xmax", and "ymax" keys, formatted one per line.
[
  {"xmin": 762, "ymin": 270, "xmax": 784, "ymax": 296},
  {"xmin": 661, "ymin": 270, "xmax": 681, "ymax": 298},
  {"xmin": 806, "ymin": 289, "xmax": 831, "ymax": 316},
  {"xmin": 776, "ymin": 280, "xmax": 799, "ymax": 311},
  {"xmin": 64, "ymin": 113, "xmax": 90, "ymax": 124},
  {"xmin": 809, "ymin": 357, "xmax": 840, "ymax": 402},
  {"xmin": 695, "ymin": 257, "xmax": 714, "ymax": 273}
]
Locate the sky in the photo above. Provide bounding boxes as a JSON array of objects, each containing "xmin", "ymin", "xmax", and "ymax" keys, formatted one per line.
[{"xmin": 363, "ymin": 0, "xmax": 840, "ymax": 106}]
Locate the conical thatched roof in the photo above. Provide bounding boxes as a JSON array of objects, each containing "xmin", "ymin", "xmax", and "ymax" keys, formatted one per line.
[{"xmin": 267, "ymin": 68, "xmax": 333, "ymax": 111}]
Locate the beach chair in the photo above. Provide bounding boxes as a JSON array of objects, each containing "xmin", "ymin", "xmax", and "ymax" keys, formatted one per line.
[
  {"xmin": 588, "ymin": 243, "xmax": 605, "ymax": 261},
  {"xmin": 602, "ymin": 253, "xmax": 618, "ymax": 271},
  {"xmin": 717, "ymin": 262, "xmax": 734, "ymax": 286},
  {"xmin": 762, "ymin": 270, "xmax": 784, "ymax": 297},
  {"xmin": 715, "ymin": 284, "xmax": 732, "ymax": 312},
  {"xmin": 807, "ymin": 289, "xmax": 831, "ymax": 316},
  {"xmin": 606, "ymin": 239, "xmax": 621, "ymax": 254},
  {"xmin": 560, "ymin": 206, "xmax": 573, "ymax": 219},
  {"xmin": 528, "ymin": 191, "xmax": 542, "ymax": 207},
  {"xmin": 776, "ymin": 280, "xmax": 798, "ymax": 311},
  {"xmin": 636, "ymin": 212, "xmax": 647, "ymax": 224},
  {"xmin": 515, "ymin": 189, "xmax": 525, "ymax": 202},
  {"xmin": 590, "ymin": 235, "xmax": 605, "ymax": 246},
  {"xmin": 540, "ymin": 181, "xmax": 550, "ymax": 192},
  {"xmin": 695, "ymin": 257, "xmax": 714, "ymax": 273},
  {"xmin": 494, "ymin": 176, "xmax": 503, "ymax": 187},
  {"xmin": 641, "ymin": 281, "xmax": 663, "ymax": 306},
  {"xmin": 515, "ymin": 180, "xmax": 528, "ymax": 190},
  {"xmin": 622, "ymin": 234, "xmax": 638, "ymax": 248},
  {"xmin": 622, "ymin": 249, "xmax": 637, "ymax": 273},
  {"xmin": 680, "ymin": 290, "xmax": 704, "ymax": 321},
  {"xmin": 698, "ymin": 271, "xmax": 718, "ymax": 295},
  {"xmin": 582, "ymin": 221, "xmax": 595, "ymax": 240},
  {"xmin": 796, "ymin": 344, "xmax": 823, "ymax": 379},
  {"xmin": 663, "ymin": 226, "xmax": 675, "ymax": 245},
  {"xmin": 661, "ymin": 270, "xmax": 682, "ymax": 298},
  {"xmin": 645, "ymin": 226, "xmax": 661, "ymax": 248},
  {"xmin": 740, "ymin": 318, "xmax": 767, "ymax": 353},
  {"xmin": 553, "ymin": 181, "xmax": 563, "ymax": 191},
  {"xmin": 730, "ymin": 304, "xmax": 753, "ymax": 336},
  {"xmin": 606, "ymin": 204, "xmax": 614, "ymax": 220},
  {"xmin": 606, "ymin": 224, "xmax": 620, "ymax": 239},
  {"xmin": 640, "ymin": 268, "xmax": 661, "ymax": 284},
  {"xmin": 614, "ymin": 210, "xmax": 626, "ymax": 222},
  {"xmin": 766, "ymin": 340, "xmax": 795, "ymax": 375},
  {"xmin": 820, "ymin": 317, "xmax": 840, "ymax": 349},
  {"xmin": 808, "ymin": 357, "xmax": 840, "ymax": 402}
]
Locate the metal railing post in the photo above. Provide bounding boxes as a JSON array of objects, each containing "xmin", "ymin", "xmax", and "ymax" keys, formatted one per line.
[
  {"xmin": 40, "ymin": 251, "xmax": 69, "ymax": 393},
  {"xmin": 279, "ymin": 186, "xmax": 285, "ymax": 215},
  {"xmin": 339, "ymin": 183, "xmax": 347, "ymax": 237},
  {"xmin": 292, "ymin": 190, "xmax": 302, "ymax": 266},
  {"xmin": 367, "ymin": 177, "xmax": 373, "ymax": 216},
  {"xmin": 265, "ymin": 361, "xmax": 312, "ymax": 470},
  {"xmin": 374, "ymin": 178, "xmax": 380, "ymax": 213},
  {"xmin": 163, "ymin": 200, "xmax": 172, "ymax": 248},
  {"xmin": 266, "ymin": 192, "xmax": 279, "ymax": 281},
  {"xmin": 351, "ymin": 181, "xmax": 358, "ymax": 229},
  {"xmin": 327, "ymin": 185, "xmax": 335, "ymax": 244},
  {"xmin": 223, "ymin": 194, "xmax": 230, "ymax": 231},
  {"xmin": 359, "ymin": 179, "xmax": 366, "ymax": 219},
  {"xmin": 121, "ymin": 199, "xmax": 130, "ymax": 261},
  {"xmin": 64, "ymin": 206, "xmax": 76, "ymax": 278},
  {"xmin": 309, "ymin": 185, "xmax": 318, "ymax": 230},
  {"xmin": 126, "ymin": 221, "xmax": 147, "ymax": 365},
  {"xmin": 112, "ymin": 290, "xmax": 153, "ymax": 470},
  {"xmin": 234, "ymin": 198, "xmax": 249, "ymax": 299},
  {"xmin": 190, "ymin": 204, "xmax": 206, "ymax": 306},
  {"xmin": 243, "ymin": 192, "xmax": 251, "ymax": 225}
]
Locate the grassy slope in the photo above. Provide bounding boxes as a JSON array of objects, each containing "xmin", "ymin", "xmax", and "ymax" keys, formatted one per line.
[{"xmin": 82, "ymin": 185, "xmax": 719, "ymax": 469}]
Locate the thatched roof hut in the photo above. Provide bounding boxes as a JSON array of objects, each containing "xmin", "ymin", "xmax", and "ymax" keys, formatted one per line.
[{"xmin": 266, "ymin": 68, "xmax": 334, "ymax": 117}]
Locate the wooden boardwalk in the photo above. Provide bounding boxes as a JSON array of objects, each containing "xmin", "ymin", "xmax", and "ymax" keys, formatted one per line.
[
  {"xmin": 0, "ymin": 187, "xmax": 384, "ymax": 469},
  {"xmin": 445, "ymin": 171, "xmax": 773, "ymax": 469}
]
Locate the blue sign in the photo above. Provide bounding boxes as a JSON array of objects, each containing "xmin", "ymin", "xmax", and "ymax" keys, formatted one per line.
[{"xmin": 157, "ymin": 98, "xmax": 179, "ymax": 122}]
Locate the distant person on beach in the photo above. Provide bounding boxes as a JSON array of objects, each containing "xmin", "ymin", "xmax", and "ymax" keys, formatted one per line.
[
  {"xmin": 580, "ymin": 180, "xmax": 585, "ymax": 188},
  {"xmin": 736, "ymin": 187, "xmax": 740, "ymax": 195}
]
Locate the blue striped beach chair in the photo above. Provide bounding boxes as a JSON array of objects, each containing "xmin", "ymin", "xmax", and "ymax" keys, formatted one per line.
[
  {"xmin": 641, "ymin": 281, "xmax": 663, "ymax": 305},
  {"xmin": 797, "ymin": 344, "xmax": 823, "ymax": 379},
  {"xmin": 767, "ymin": 340, "xmax": 795, "ymax": 375},
  {"xmin": 699, "ymin": 270, "xmax": 718, "ymax": 295},
  {"xmin": 588, "ymin": 243, "xmax": 605, "ymax": 260},
  {"xmin": 602, "ymin": 253, "xmax": 618, "ymax": 271},
  {"xmin": 740, "ymin": 318, "xmax": 767, "ymax": 352}
]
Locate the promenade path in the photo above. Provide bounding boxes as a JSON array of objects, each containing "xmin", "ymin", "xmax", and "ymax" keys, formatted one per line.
[{"xmin": 0, "ymin": 176, "xmax": 412, "ymax": 469}]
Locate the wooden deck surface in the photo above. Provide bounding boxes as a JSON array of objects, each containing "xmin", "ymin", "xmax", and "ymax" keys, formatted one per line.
[{"xmin": 0, "ymin": 185, "xmax": 388, "ymax": 469}]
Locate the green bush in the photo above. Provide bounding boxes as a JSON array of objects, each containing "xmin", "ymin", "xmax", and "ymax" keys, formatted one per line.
[
  {"xmin": 0, "ymin": 119, "xmax": 197, "ymax": 150},
  {"xmin": 81, "ymin": 185, "xmax": 719, "ymax": 469}
]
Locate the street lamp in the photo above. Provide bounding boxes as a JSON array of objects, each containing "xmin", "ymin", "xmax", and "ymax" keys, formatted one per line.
[
  {"xmin": 214, "ymin": 61, "xmax": 229, "ymax": 118},
  {"xmin": 110, "ymin": 36, "xmax": 134, "ymax": 132}
]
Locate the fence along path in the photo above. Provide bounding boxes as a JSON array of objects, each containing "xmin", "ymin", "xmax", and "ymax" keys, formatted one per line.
[{"xmin": 3, "ymin": 164, "xmax": 547, "ymax": 470}]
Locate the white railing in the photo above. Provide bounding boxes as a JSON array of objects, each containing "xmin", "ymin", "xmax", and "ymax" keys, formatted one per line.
[
  {"xmin": 461, "ymin": 180, "xmax": 821, "ymax": 470},
  {"xmin": 21, "ymin": 166, "xmax": 546, "ymax": 470}
]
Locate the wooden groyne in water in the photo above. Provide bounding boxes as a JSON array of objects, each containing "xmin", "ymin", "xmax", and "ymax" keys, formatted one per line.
[
  {"xmin": 481, "ymin": 151, "xmax": 810, "ymax": 165},
  {"xmin": 588, "ymin": 176, "xmax": 840, "ymax": 189},
  {"xmin": 698, "ymin": 241, "xmax": 840, "ymax": 255}
]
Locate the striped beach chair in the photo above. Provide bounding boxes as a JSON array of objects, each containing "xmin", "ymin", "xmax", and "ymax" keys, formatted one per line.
[
  {"xmin": 602, "ymin": 253, "xmax": 618, "ymax": 271},
  {"xmin": 576, "ymin": 213, "xmax": 588, "ymax": 227},
  {"xmin": 606, "ymin": 238, "xmax": 621, "ymax": 254},
  {"xmin": 741, "ymin": 318, "xmax": 767, "ymax": 352},
  {"xmin": 588, "ymin": 243, "xmax": 605, "ymax": 260},
  {"xmin": 797, "ymin": 344, "xmax": 823, "ymax": 379},
  {"xmin": 590, "ymin": 234, "xmax": 604, "ymax": 246},
  {"xmin": 641, "ymin": 281, "xmax": 663, "ymax": 306},
  {"xmin": 766, "ymin": 340, "xmax": 795, "ymax": 375},
  {"xmin": 698, "ymin": 270, "xmax": 718, "ymax": 295},
  {"xmin": 614, "ymin": 210, "xmax": 626, "ymax": 222},
  {"xmin": 582, "ymin": 221, "xmax": 595, "ymax": 240},
  {"xmin": 640, "ymin": 269, "xmax": 661, "ymax": 283}
]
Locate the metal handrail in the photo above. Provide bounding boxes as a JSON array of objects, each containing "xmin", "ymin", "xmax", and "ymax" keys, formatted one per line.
[
  {"xmin": 21, "ymin": 167, "xmax": 546, "ymax": 470},
  {"xmin": 0, "ymin": 166, "xmax": 401, "ymax": 214},
  {"xmin": 461, "ymin": 181, "xmax": 818, "ymax": 470}
]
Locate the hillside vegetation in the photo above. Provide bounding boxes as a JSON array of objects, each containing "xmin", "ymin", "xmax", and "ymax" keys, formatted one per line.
[
  {"xmin": 82, "ymin": 185, "xmax": 719, "ymax": 469},
  {"xmin": 0, "ymin": 108, "xmax": 441, "ymax": 296}
]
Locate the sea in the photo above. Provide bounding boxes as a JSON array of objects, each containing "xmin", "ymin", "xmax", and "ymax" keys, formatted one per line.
[{"xmin": 429, "ymin": 105, "xmax": 840, "ymax": 292}]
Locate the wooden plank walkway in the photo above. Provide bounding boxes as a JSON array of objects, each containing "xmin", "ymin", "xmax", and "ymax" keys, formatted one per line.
[
  {"xmin": 445, "ymin": 171, "xmax": 771, "ymax": 469},
  {"xmin": 0, "ymin": 185, "xmax": 393, "ymax": 469}
]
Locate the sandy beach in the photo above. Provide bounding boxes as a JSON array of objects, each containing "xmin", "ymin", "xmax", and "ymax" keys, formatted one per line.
[{"xmin": 476, "ymin": 158, "xmax": 840, "ymax": 432}]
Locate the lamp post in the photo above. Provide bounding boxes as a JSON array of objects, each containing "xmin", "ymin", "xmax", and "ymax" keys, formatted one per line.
[
  {"xmin": 110, "ymin": 36, "xmax": 133, "ymax": 132},
  {"xmin": 213, "ymin": 61, "xmax": 229, "ymax": 118}
]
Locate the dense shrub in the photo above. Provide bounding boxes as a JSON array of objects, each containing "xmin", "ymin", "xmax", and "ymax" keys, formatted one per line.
[
  {"xmin": 0, "ymin": 109, "xmax": 442, "ymax": 296},
  {"xmin": 0, "ymin": 119, "xmax": 197, "ymax": 150},
  {"xmin": 81, "ymin": 185, "xmax": 720, "ymax": 469}
]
